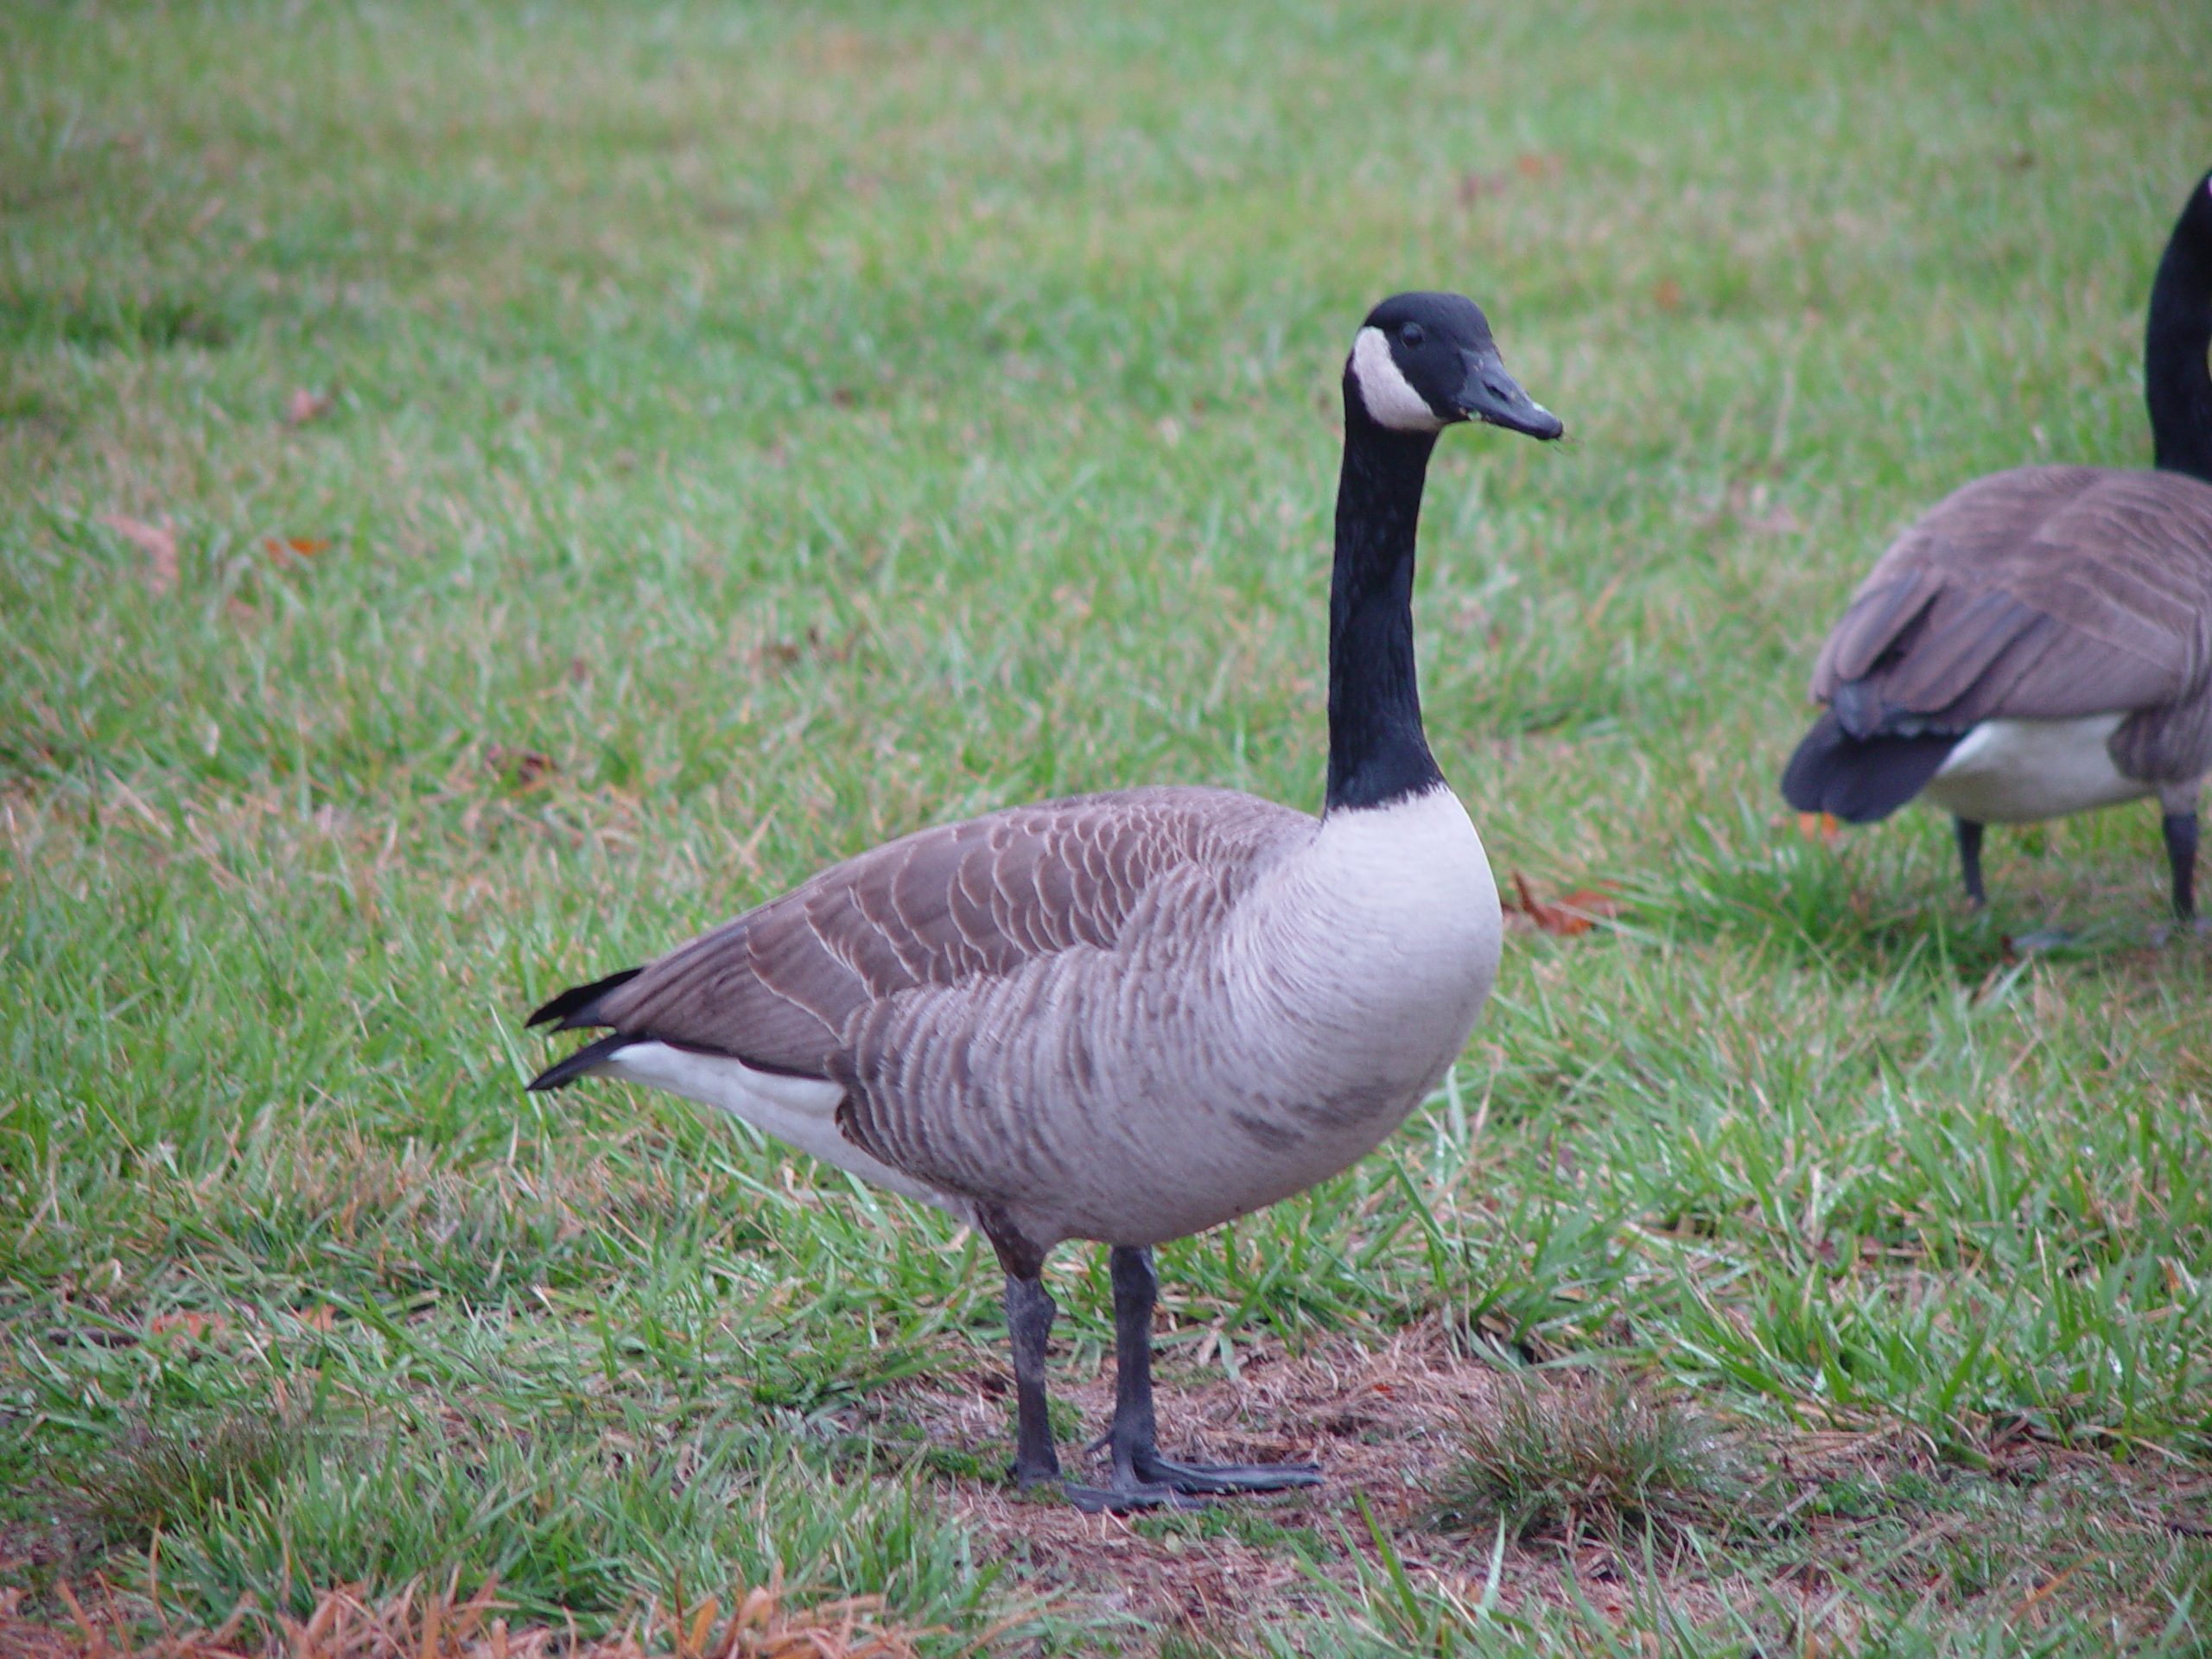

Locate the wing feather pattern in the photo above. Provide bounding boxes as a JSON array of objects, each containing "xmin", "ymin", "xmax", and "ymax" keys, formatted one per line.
[
  {"xmin": 554, "ymin": 785, "xmax": 1308, "ymax": 1086},
  {"xmin": 1809, "ymin": 468, "xmax": 2212, "ymax": 755}
]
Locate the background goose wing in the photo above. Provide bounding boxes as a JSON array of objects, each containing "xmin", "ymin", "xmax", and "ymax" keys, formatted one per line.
[
  {"xmin": 537, "ymin": 785, "xmax": 1309, "ymax": 1078},
  {"xmin": 1810, "ymin": 467, "xmax": 2212, "ymax": 734}
]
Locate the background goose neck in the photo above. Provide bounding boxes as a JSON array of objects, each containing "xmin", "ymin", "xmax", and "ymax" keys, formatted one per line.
[
  {"xmin": 2145, "ymin": 178, "xmax": 2212, "ymax": 484},
  {"xmin": 1325, "ymin": 397, "xmax": 1446, "ymax": 812}
]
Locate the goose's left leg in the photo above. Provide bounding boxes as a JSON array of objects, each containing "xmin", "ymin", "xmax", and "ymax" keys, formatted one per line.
[{"xmin": 1065, "ymin": 1244, "xmax": 1322, "ymax": 1513}]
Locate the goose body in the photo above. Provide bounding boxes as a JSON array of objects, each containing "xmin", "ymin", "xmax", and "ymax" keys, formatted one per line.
[
  {"xmin": 527, "ymin": 291, "xmax": 1561, "ymax": 1509},
  {"xmin": 540, "ymin": 783, "xmax": 1498, "ymax": 1249},
  {"xmin": 1783, "ymin": 170, "xmax": 2212, "ymax": 917}
]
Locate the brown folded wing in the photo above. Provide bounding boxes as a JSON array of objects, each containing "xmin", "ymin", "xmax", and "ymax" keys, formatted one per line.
[
  {"xmin": 1810, "ymin": 467, "xmax": 2212, "ymax": 739},
  {"xmin": 582, "ymin": 785, "xmax": 1309, "ymax": 1077}
]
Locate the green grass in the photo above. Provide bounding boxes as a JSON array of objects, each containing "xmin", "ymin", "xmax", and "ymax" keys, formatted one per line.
[{"xmin": 5, "ymin": 0, "xmax": 2212, "ymax": 1652}]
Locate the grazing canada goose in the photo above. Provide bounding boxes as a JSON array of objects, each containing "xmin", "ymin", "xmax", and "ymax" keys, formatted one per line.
[
  {"xmin": 1782, "ymin": 168, "xmax": 2212, "ymax": 918},
  {"xmin": 526, "ymin": 291, "xmax": 1562, "ymax": 1510}
]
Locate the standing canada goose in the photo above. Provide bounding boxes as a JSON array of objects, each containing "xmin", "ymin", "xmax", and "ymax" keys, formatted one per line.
[
  {"xmin": 525, "ymin": 292, "xmax": 1562, "ymax": 1510},
  {"xmin": 1782, "ymin": 168, "xmax": 2212, "ymax": 918}
]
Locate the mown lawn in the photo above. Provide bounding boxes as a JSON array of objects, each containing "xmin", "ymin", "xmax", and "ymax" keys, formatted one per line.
[{"xmin": 4, "ymin": 1, "xmax": 2212, "ymax": 1653}]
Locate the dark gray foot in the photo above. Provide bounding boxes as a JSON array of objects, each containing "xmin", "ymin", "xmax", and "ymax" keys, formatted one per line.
[
  {"xmin": 1063, "ymin": 1447, "xmax": 1324, "ymax": 1512},
  {"xmin": 1955, "ymin": 817, "xmax": 1986, "ymax": 906},
  {"xmin": 1064, "ymin": 1466, "xmax": 1322, "ymax": 1514},
  {"xmin": 1064, "ymin": 1478, "xmax": 1206, "ymax": 1513}
]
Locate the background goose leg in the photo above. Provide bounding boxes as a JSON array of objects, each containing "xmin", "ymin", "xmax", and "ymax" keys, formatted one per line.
[
  {"xmin": 1955, "ymin": 817, "xmax": 1986, "ymax": 906},
  {"xmin": 2163, "ymin": 810, "xmax": 2197, "ymax": 920}
]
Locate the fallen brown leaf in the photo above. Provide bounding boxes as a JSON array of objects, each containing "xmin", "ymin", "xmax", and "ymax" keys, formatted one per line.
[
  {"xmin": 149, "ymin": 1311, "xmax": 230, "ymax": 1344},
  {"xmin": 486, "ymin": 746, "xmax": 557, "ymax": 790},
  {"xmin": 1505, "ymin": 871, "xmax": 1622, "ymax": 937},
  {"xmin": 286, "ymin": 387, "xmax": 334, "ymax": 426},
  {"xmin": 263, "ymin": 536, "xmax": 332, "ymax": 568},
  {"xmin": 98, "ymin": 512, "xmax": 179, "ymax": 595}
]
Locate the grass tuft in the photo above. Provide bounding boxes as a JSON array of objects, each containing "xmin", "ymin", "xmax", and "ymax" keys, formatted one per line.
[
  {"xmin": 66, "ymin": 1405, "xmax": 310, "ymax": 1549},
  {"xmin": 1430, "ymin": 1373, "xmax": 1755, "ymax": 1548}
]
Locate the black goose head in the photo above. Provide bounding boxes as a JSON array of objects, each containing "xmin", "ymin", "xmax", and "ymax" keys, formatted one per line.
[{"xmin": 1344, "ymin": 291, "xmax": 1564, "ymax": 441}]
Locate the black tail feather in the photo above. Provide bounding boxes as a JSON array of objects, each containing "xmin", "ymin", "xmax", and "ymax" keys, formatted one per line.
[
  {"xmin": 526, "ymin": 1032, "xmax": 636, "ymax": 1092},
  {"xmin": 527, "ymin": 966, "xmax": 644, "ymax": 1030},
  {"xmin": 1781, "ymin": 708, "xmax": 1960, "ymax": 823}
]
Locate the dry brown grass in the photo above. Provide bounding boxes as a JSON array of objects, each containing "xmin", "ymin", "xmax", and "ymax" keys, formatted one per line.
[{"xmin": 0, "ymin": 1572, "xmax": 932, "ymax": 1659}]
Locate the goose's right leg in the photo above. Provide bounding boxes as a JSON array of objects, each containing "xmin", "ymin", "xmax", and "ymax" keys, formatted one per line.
[
  {"xmin": 1001, "ymin": 1271, "xmax": 1064, "ymax": 1487},
  {"xmin": 982, "ymin": 1215, "xmax": 1063, "ymax": 1488},
  {"xmin": 1955, "ymin": 817, "xmax": 1987, "ymax": 906}
]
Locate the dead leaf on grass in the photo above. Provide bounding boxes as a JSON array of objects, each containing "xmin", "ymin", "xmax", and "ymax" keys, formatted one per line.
[
  {"xmin": 148, "ymin": 1312, "xmax": 230, "ymax": 1344},
  {"xmin": 97, "ymin": 512, "xmax": 179, "ymax": 595},
  {"xmin": 263, "ymin": 536, "xmax": 331, "ymax": 568},
  {"xmin": 1456, "ymin": 153, "xmax": 1561, "ymax": 206},
  {"xmin": 285, "ymin": 387, "xmax": 334, "ymax": 426},
  {"xmin": 1504, "ymin": 871, "xmax": 1621, "ymax": 938},
  {"xmin": 749, "ymin": 626, "xmax": 858, "ymax": 674},
  {"xmin": 486, "ymin": 746, "xmax": 557, "ymax": 790}
]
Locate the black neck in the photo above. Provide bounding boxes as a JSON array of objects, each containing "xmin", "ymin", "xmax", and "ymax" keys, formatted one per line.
[
  {"xmin": 2145, "ymin": 181, "xmax": 2212, "ymax": 485},
  {"xmin": 1325, "ymin": 391, "xmax": 1446, "ymax": 812}
]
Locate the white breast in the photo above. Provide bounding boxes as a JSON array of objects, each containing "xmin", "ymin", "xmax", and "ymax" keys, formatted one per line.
[
  {"xmin": 1920, "ymin": 715, "xmax": 2147, "ymax": 823},
  {"xmin": 1230, "ymin": 784, "xmax": 1502, "ymax": 1108},
  {"xmin": 969, "ymin": 784, "xmax": 1503, "ymax": 1249}
]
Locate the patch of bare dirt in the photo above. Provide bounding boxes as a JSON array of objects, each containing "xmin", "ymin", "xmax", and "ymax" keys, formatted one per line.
[
  {"xmin": 893, "ymin": 1319, "xmax": 1751, "ymax": 1645},
  {"xmin": 874, "ymin": 1320, "xmax": 2212, "ymax": 1652}
]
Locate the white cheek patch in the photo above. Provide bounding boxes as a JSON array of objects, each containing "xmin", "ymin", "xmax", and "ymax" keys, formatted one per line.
[{"xmin": 1350, "ymin": 327, "xmax": 1445, "ymax": 431}]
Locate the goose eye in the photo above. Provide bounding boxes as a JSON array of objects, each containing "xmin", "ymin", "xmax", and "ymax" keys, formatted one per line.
[{"xmin": 1400, "ymin": 323, "xmax": 1426, "ymax": 347}]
